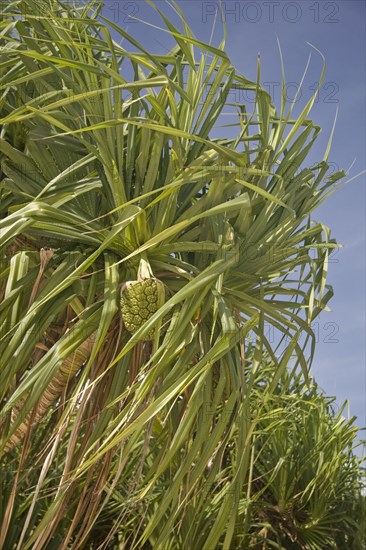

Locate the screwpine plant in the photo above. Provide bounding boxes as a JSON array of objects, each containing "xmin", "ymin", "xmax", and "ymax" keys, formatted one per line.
[{"xmin": 0, "ymin": 0, "xmax": 364, "ymax": 548}]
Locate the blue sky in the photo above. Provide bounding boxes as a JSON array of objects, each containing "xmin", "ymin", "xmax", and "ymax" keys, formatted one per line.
[{"xmin": 102, "ymin": 0, "xmax": 365, "ymax": 442}]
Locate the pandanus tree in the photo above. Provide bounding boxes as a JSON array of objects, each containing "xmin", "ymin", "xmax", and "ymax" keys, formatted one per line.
[{"xmin": 0, "ymin": 0, "xmax": 364, "ymax": 548}]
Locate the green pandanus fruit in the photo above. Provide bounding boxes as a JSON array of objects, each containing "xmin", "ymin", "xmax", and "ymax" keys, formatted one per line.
[{"xmin": 120, "ymin": 258, "xmax": 165, "ymax": 340}]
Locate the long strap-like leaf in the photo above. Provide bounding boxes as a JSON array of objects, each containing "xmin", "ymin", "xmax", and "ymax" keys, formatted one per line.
[{"xmin": 4, "ymin": 333, "xmax": 95, "ymax": 452}]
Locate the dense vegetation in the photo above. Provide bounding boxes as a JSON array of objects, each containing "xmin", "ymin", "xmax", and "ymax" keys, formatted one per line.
[{"xmin": 0, "ymin": 1, "xmax": 364, "ymax": 548}]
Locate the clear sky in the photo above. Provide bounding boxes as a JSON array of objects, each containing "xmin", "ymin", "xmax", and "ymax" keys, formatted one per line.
[{"xmin": 102, "ymin": 0, "xmax": 365, "ymax": 442}]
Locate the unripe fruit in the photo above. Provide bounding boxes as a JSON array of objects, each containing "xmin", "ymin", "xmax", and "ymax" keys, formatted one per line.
[{"xmin": 120, "ymin": 274, "xmax": 165, "ymax": 339}]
